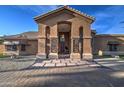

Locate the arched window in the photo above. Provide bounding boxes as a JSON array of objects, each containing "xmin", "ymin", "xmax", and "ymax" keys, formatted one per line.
[
  {"xmin": 45, "ymin": 26, "xmax": 50, "ymax": 39},
  {"xmin": 79, "ymin": 26, "xmax": 83, "ymax": 38}
]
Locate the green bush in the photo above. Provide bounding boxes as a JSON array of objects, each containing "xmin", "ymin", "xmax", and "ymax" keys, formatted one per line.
[
  {"xmin": 119, "ymin": 55, "xmax": 124, "ymax": 59},
  {"xmin": 0, "ymin": 53, "xmax": 9, "ymax": 58},
  {"xmin": 93, "ymin": 54, "xmax": 112, "ymax": 59},
  {"xmin": 0, "ymin": 39, "xmax": 4, "ymax": 44}
]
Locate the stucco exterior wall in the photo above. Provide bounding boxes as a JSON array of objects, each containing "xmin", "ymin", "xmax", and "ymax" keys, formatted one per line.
[
  {"xmin": 37, "ymin": 9, "xmax": 93, "ymax": 59},
  {"xmin": 0, "ymin": 44, "xmax": 5, "ymax": 54},
  {"xmin": 19, "ymin": 40, "xmax": 38, "ymax": 55},
  {"xmin": 3, "ymin": 39, "xmax": 38, "ymax": 55},
  {"xmin": 93, "ymin": 35, "xmax": 124, "ymax": 55},
  {"xmin": 26, "ymin": 40, "xmax": 38, "ymax": 55}
]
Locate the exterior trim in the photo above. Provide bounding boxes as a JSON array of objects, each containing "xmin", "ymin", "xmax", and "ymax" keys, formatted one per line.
[{"xmin": 83, "ymin": 53, "xmax": 93, "ymax": 59}]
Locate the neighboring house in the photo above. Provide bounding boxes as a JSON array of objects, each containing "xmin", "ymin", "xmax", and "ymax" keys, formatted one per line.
[
  {"xmin": 93, "ymin": 34, "xmax": 124, "ymax": 56},
  {"xmin": 0, "ymin": 37, "xmax": 4, "ymax": 54},
  {"xmin": 2, "ymin": 6, "xmax": 124, "ymax": 59},
  {"xmin": 3, "ymin": 31, "xmax": 38, "ymax": 55}
]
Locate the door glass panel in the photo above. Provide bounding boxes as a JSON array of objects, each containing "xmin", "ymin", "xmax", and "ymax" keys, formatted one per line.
[{"xmin": 60, "ymin": 35, "xmax": 65, "ymax": 42}]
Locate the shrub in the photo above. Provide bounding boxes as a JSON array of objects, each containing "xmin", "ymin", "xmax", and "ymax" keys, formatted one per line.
[{"xmin": 0, "ymin": 39, "xmax": 4, "ymax": 44}]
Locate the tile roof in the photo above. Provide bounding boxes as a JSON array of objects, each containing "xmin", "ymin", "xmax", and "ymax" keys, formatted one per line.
[
  {"xmin": 96, "ymin": 34, "xmax": 124, "ymax": 37},
  {"xmin": 34, "ymin": 5, "xmax": 95, "ymax": 21},
  {"xmin": 4, "ymin": 31, "xmax": 38, "ymax": 40}
]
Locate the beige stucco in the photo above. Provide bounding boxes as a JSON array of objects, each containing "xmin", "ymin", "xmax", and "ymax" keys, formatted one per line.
[
  {"xmin": 4, "ymin": 6, "xmax": 124, "ymax": 59},
  {"xmin": 93, "ymin": 35, "xmax": 124, "ymax": 55},
  {"xmin": 35, "ymin": 7, "xmax": 93, "ymax": 59},
  {"xmin": 21, "ymin": 40, "xmax": 38, "ymax": 55},
  {"xmin": 3, "ymin": 39, "xmax": 38, "ymax": 56},
  {"xmin": 0, "ymin": 44, "xmax": 5, "ymax": 54}
]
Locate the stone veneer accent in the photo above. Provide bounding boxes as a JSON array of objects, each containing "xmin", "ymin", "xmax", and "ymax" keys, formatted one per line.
[
  {"xmin": 73, "ymin": 38, "xmax": 79, "ymax": 53},
  {"xmin": 51, "ymin": 38, "xmax": 58, "ymax": 53}
]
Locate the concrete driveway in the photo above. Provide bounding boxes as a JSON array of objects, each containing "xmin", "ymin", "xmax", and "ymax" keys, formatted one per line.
[
  {"xmin": 94, "ymin": 58, "xmax": 124, "ymax": 71},
  {"xmin": 0, "ymin": 55, "xmax": 36, "ymax": 72}
]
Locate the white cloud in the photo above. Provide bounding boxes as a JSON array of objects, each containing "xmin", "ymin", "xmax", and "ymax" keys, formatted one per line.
[
  {"xmin": 16, "ymin": 5, "xmax": 124, "ymax": 34},
  {"xmin": 105, "ymin": 23, "xmax": 124, "ymax": 34},
  {"xmin": 16, "ymin": 5, "xmax": 58, "ymax": 15},
  {"xmin": 92, "ymin": 6, "xmax": 124, "ymax": 34}
]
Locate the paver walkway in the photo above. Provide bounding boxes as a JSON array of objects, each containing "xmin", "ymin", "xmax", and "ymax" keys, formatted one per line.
[
  {"xmin": 1, "ymin": 58, "xmax": 124, "ymax": 87},
  {"xmin": 32, "ymin": 59, "xmax": 98, "ymax": 68}
]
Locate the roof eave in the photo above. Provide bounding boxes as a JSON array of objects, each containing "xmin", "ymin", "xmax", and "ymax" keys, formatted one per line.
[
  {"xmin": 34, "ymin": 6, "xmax": 95, "ymax": 22},
  {"xmin": 34, "ymin": 6, "xmax": 65, "ymax": 21}
]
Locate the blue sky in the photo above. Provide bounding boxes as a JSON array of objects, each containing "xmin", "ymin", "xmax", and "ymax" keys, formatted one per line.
[{"xmin": 0, "ymin": 5, "xmax": 124, "ymax": 36}]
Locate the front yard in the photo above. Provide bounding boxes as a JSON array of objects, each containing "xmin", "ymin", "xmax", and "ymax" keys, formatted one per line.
[
  {"xmin": 0, "ymin": 53, "xmax": 9, "ymax": 58},
  {"xmin": 0, "ymin": 55, "xmax": 36, "ymax": 72}
]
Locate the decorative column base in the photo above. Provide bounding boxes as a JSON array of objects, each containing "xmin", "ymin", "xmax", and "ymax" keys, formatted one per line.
[
  {"xmin": 82, "ymin": 53, "xmax": 93, "ymax": 59},
  {"xmin": 70, "ymin": 53, "xmax": 80, "ymax": 59},
  {"xmin": 49, "ymin": 53, "xmax": 58, "ymax": 59},
  {"xmin": 36, "ymin": 53, "xmax": 46, "ymax": 59}
]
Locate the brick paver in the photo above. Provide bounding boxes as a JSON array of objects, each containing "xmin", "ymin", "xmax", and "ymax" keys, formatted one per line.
[
  {"xmin": 76, "ymin": 62, "xmax": 86, "ymax": 65},
  {"xmin": 0, "ymin": 64, "xmax": 123, "ymax": 87},
  {"xmin": 44, "ymin": 63, "xmax": 56, "ymax": 67},
  {"xmin": 1, "ymin": 58, "xmax": 124, "ymax": 87},
  {"xmin": 32, "ymin": 59, "xmax": 87, "ymax": 68},
  {"xmin": 33, "ymin": 63, "xmax": 45, "ymax": 67},
  {"xmin": 66, "ymin": 62, "xmax": 77, "ymax": 66},
  {"xmin": 56, "ymin": 63, "xmax": 66, "ymax": 67}
]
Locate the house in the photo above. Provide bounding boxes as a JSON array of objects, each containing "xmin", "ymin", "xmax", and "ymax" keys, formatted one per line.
[
  {"xmin": 3, "ymin": 31, "xmax": 38, "ymax": 55},
  {"xmin": 34, "ymin": 6, "xmax": 94, "ymax": 59},
  {"xmin": 0, "ymin": 37, "xmax": 4, "ymax": 54},
  {"xmin": 2, "ymin": 6, "xmax": 124, "ymax": 59},
  {"xmin": 93, "ymin": 34, "xmax": 124, "ymax": 56}
]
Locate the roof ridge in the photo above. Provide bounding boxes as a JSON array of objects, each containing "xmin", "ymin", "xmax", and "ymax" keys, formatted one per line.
[
  {"xmin": 96, "ymin": 34, "xmax": 124, "ymax": 36},
  {"xmin": 65, "ymin": 6, "xmax": 95, "ymax": 19},
  {"xmin": 22, "ymin": 31, "xmax": 37, "ymax": 33}
]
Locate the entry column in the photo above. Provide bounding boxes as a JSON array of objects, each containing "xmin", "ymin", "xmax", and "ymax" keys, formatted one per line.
[
  {"xmin": 82, "ymin": 24, "xmax": 93, "ymax": 59},
  {"xmin": 37, "ymin": 24, "xmax": 47, "ymax": 59},
  {"xmin": 49, "ymin": 25, "xmax": 58, "ymax": 59},
  {"xmin": 70, "ymin": 22, "xmax": 80, "ymax": 59}
]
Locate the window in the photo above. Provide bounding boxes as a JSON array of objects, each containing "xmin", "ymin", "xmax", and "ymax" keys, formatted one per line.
[
  {"xmin": 6, "ymin": 45, "xmax": 11, "ymax": 51},
  {"xmin": 12, "ymin": 45, "xmax": 17, "ymax": 51},
  {"xmin": 46, "ymin": 26, "xmax": 50, "ymax": 39},
  {"xmin": 60, "ymin": 35, "xmax": 65, "ymax": 42},
  {"xmin": 109, "ymin": 44, "xmax": 117, "ymax": 51},
  {"xmin": 21, "ymin": 44, "xmax": 26, "ymax": 51},
  {"xmin": 6, "ymin": 45, "xmax": 17, "ymax": 51},
  {"xmin": 46, "ymin": 26, "xmax": 50, "ymax": 45}
]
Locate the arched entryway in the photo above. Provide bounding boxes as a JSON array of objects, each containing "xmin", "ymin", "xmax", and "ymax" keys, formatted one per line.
[{"xmin": 57, "ymin": 21, "xmax": 71, "ymax": 58}]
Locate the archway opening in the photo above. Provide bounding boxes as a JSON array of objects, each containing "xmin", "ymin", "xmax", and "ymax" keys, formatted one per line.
[{"xmin": 57, "ymin": 22, "xmax": 71, "ymax": 58}]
